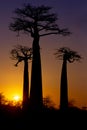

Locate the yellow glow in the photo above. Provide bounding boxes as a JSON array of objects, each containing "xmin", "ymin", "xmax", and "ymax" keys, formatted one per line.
[{"xmin": 13, "ymin": 95, "xmax": 20, "ymax": 101}]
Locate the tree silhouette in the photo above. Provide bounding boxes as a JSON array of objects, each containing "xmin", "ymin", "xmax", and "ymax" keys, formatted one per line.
[
  {"xmin": 55, "ymin": 47, "xmax": 81, "ymax": 110},
  {"xmin": 43, "ymin": 96, "xmax": 56, "ymax": 109},
  {"xmin": 10, "ymin": 45, "xmax": 32, "ymax": 109},
  {"xmin": 9, "ymin": 3, "xmax": 70, "ymax": 110},
  {"xmin": 0, "ymin": 93, "xmax": 5, "ymax": 106}
]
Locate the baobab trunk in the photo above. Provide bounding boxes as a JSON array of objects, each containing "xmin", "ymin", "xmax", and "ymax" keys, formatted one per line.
[
  {"xmin": 30, "ymin": 36, "xmax": 43, "ymax": 110},
  {"xmin": 60, "ymin": 58, "xmax": 68, "ymax": 110},
  {"xmin": 22, "ymin": 59, "xmax": 29, "ymax": 109}
]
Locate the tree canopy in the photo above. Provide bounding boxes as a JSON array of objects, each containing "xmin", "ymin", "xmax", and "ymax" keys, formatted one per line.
[
  {"xmin": 55, "ymin": 47, "xmax": 82, "ymax": 63},
  {"xmin": 9, "ymin": 4, "xmax": 71, "ymax": 37},
  {"xmin": 10, "ymin": 45, "xmax": 32, "ymax": 66}
]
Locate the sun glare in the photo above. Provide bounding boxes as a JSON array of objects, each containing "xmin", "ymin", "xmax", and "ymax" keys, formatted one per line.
[{"xmin": 13, "ymin": 95, "xmax": 20, "ymax": 101}]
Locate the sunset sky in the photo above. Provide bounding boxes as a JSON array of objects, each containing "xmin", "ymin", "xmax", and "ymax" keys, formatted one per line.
[{"xmin": 0, "ymin": 0, "xmax": 87, "ymax": 108}]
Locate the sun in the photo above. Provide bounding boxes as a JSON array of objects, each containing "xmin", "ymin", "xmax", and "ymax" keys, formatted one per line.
[{"xmin": 13, "ymin": 95, "xmax": 20, "ymax": 101}]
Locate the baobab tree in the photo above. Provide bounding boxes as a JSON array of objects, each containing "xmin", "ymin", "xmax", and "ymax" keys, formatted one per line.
[
  {"xmin": 10, "ymin": 45, "xmax": 32, "ymax": 109},
  {"xmin": 9, "ymin": 3, "xmax": 70, "ymax": 110},
  {"xmin": 55, "ymin": 47, "xmax": 81, "ymax": 110}
]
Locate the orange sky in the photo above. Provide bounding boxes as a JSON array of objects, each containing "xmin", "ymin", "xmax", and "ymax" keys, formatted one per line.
[
  {"xmin": 0, "ymin": 0, "xmax": 87, "ymax": 109},
  {"xmin": 0, "ymin": 35, "xmax": 87, "ymax": 108}
]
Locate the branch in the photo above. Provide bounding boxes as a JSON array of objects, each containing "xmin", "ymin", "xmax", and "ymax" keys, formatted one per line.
[
  {"xmin": 40, "ymin": 28, "xmax": 71, "ymax": 37},
  {"xmin": 38, "ymin": 23, "xmax": 58, "ymax": 32},
  {"xmin": 40, "ymin": 32, "xmax": 59, "ymax": 37}
]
